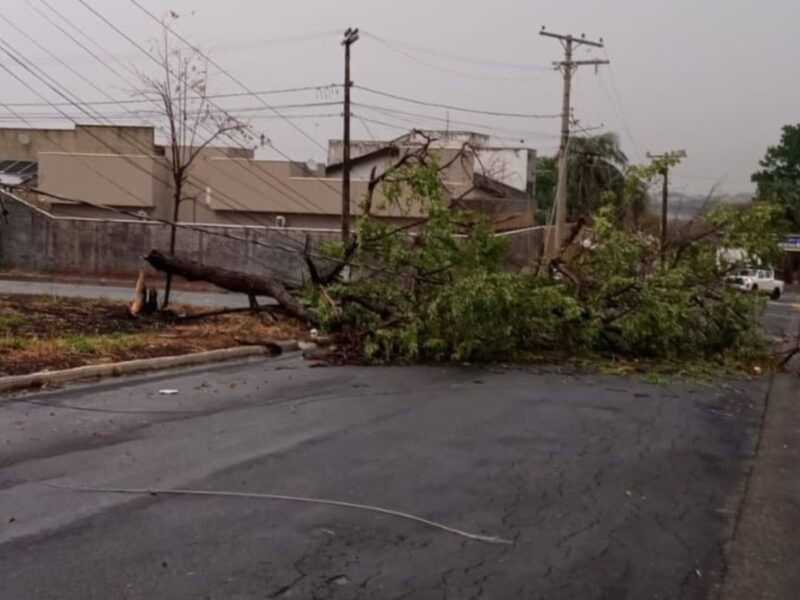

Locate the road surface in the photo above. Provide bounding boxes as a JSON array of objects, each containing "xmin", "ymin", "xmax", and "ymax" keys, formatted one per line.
[
  {"xmin": 0, "ymin": 356, "xmax": 770, "ymax": 599},
  {"xmin": 0, "ymin": 293, "xmax": 797, "ymax": 599}
]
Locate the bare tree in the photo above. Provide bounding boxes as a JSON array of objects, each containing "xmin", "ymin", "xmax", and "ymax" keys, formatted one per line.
[{"xmin": 140, "ymin": 18, "xmax": 248, "ymax": 309}]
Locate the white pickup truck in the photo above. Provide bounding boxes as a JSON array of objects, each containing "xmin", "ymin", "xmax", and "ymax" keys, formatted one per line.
[{"xmin": 727, "ymin": 268, "xmax": 785, "ymax": 300}]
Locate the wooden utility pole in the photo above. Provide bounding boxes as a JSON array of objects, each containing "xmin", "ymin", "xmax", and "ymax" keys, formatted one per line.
[
  {"xmin": 540, "ymin": 28, "xmax": 608, "ymax": 258},
  {"xmin": 646, "ymin": 150, "xmax": 686, "ymax": 263},
  {"xmin": 341, "ymin": 27, "xmax": 359, "ymax": 242}
]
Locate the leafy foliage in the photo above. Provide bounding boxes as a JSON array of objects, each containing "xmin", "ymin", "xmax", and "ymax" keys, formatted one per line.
[
  {"xmin": 536, "ymin": 132, "xmax": 631, "ymax": 223},
  {"xmin": 752, "ymin": 123, "xmax": 800, "ymax": 228},
  {"xmin": 310, "ymin": 155, "xmax": 778, "ymax": 367},
  {"xmin": 571, "ymin": 202, "xmax": 776, "ymax": 361}
]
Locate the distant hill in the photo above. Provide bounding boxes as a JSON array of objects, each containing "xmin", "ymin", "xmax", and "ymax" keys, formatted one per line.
[{"xmin": 649, "ymin": 191, "xmax": 753, "ymax": 220}]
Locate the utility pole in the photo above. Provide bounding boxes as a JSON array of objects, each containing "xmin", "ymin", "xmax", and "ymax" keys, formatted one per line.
[
  {"xmin": 540, "ymin": 28, "xmax": 608, "ymax": 258},
  {"xmin": 646, "ymin": 150, "xmax": 686, "ymax": 263},
  {"xmin": 341, "ymin": 27, "xmax": 359, "ymax": 242}
]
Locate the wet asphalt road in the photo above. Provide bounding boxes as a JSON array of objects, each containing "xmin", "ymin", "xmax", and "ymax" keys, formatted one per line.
[
  {"xmin": 0, "ymin": 354, "xmax": 770, "ymax": 600},
  {"xmin": 763, "ymin": 292, "xmax": 800, "ymax": 343}
]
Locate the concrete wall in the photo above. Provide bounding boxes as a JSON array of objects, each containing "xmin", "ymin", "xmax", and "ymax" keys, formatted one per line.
[
  {"xmin": 0, "ymin": 193, "xmax": 337, "ymax": 282},
  {"xmin": 1, "ymin": 192, "xmax": 544, "ymax": 281},
  {"xmin": 188, "ymin": 156, "xmax": 464, "ymax": 221},
  {"xmin": 39, "ymin": 153, "xmax": 166, "ymax": 210},
  {"xmin": 0, "ymin": 125, "xmax": 158, "ymax": 161},
  {"xmin": 501, "ymin": 227, "xmax": 546, "ymax": 269}
]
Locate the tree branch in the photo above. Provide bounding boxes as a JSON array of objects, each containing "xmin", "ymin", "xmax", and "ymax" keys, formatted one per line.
[{"xmin": 144, "ymin": 249, "xmax": 314, "ymax": 324}]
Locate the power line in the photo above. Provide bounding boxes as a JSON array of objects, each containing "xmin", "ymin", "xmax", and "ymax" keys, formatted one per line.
[
  {"xmin": 0, "ymin": 112, "xmax": 342, "ymax": 123},
  {"xmin": 353, "ymin": 102, "xmax": 560, "ymax": 139},
  {"xmin": 32, "ymin": 0, "xmax": 336, "ymax": 218},
  {"xmin": 0, "ymin": 61, "xmax": 309, "ymax": 276},
  {"xmin": 354, "ymin": 114, "xmax": 376, "ymax": 140},
  {"xmin": 4, "ymin": 186, "xmax": 311, "ymax": 281},
  {"xmin": 123, "ymin": 0, "xmax": 330, "ymax": 154},
  {"xmin": 0, "ymin": 100, "xmax": 343, "ymax": 117},
  {"xmin": 22, "ymin": 27, "xmax": 341, "ymax": 68},
  {"xmin": 0, "ymin": 69, "xmax": 171, "ymax": 211},
  {"xmin": 362, "ymin": 32, "xmax": 551, "ymax": 82},
  {"xmin": 78, "ymin": 0, "xmax": 342, "ymax": 204},
  {"xmin": 4, "ymin": 185, "xmax": 440, "ymax": 285},
  {"xmin": 599, "ymin": 47, "xmax": 640, "ymax": 154},
  {"xmin": 0, "ymin": 85, "xmax": 342, "ymax": 108},
  {"xmin": 352, "ymin": 113, "xmax": 560, "ymax": 153},
  {"xmin": 353, "ymin": 85, "xmax": 560, "ymax": 119},
  {"xmin": 361, "ymin": 31, "xmax": 551, "ymax": 72},
  {"xmin": 0, "ymin": 27, "xmax": 318, "ymax": 241}
]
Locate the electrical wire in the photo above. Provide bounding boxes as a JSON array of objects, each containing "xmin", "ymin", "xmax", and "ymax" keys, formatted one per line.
[
  {"xmin": 27, "ymin": 0, "xmax": 338, "ymax": 221},
  {"xmin": 353, "ymin": 102, "xmax": 560, "ymax": 140},
  {"xmin": 353, "ymin": 85, "xmax": 559, "ymax": 119},
  {"xmin": 363, "ymin": 31, "xmax": 550, "ymax": 82},
  {"xmin": 0, "ymin": 34, "xmax": 319, "ymax": 258},
  {"xmin": 0, "ymin": 44, "xmax": 528, "ymax": 286},
  {"xmin": 24, "ymin": 27, "xmax": 341, "ymax": 68},
  {"xmin": 0, "ymin": 103, "xmax": 299, "ymax": 277},
  {"xmin": 361, "ymin": 30, "xmax": 551, "ymax": 72},
  {"xmin": 0, "ymin": 34, "xmax": 315, "ymax": 235},
  {"xmin": 0, "ymin": 112, "xmax": 342, "ymax": 123},
  {"xmin": 0, "ymin": 101, "xmax": 342, "ymax": 118},
  {"xmin": 37, "ymin": 480, "xmax": 513, "ymax": 545},
  {"xmin": 0, "ymin": 85, "xmax": 342, "ymax": 108},
  {"xmin": 74, "ymin": 0, "xmax": 342, "ymax": 202},
  {"xmin": 352, "ymin": 113, "xmax": 560, "ymax": 154},
  {"xmin": 122, "ymin": 0, "xmax": 330, "ymax": 154},
  {"xmin": 599, "ymin": 47, "xmax": 640, "ymax": 154},
  {"xmin": 4, "ymin": 186, "xmax": 443, "ymax": 284},
  {"xmin": 0, "ymin": 101, "xmax": 342, "ymax": 117}
]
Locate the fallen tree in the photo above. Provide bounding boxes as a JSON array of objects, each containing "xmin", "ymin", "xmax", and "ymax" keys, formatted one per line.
[
  {"xmin": 140, "ymin": 139, "xmax": 786, "ymax": 367},
  {"xmin": 143, "ymin": 249, "xmax": 312, "ymax": 323}
]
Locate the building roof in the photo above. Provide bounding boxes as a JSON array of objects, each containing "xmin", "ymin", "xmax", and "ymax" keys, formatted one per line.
[
  {"xmin": 325, "ymin": 144, "xmax": 400, "ymax": 173},
  {"xmin": 0, "ymin": 160, "xmax": 37, "ymax": 186},
  {"xmin": 473, "ymin": 173, "xmax": 529, "ymax": 199}
]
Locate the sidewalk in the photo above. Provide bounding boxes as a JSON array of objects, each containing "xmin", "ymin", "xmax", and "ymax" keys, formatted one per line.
[
  {"xmin": 720, "ymin": 300, "xmax": 800, "ymax": 599},
  {"xmin": 0, "ymin": 279, "xmax": 250, "ymax": 308},
  {"xmin": 720, "ymin": 374, "xmax": 800, "ymax": 599}
]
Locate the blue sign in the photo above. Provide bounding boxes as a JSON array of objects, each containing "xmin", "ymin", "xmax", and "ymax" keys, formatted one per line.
[{"xmin": 780, "ymin": 234, "xmax": 800, "ymax": 251}]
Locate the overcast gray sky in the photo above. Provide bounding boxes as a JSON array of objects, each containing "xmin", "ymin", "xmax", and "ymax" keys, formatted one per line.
[{"xmin": 2, "ymin": 0, "xmax": 798, "ymax": 195}]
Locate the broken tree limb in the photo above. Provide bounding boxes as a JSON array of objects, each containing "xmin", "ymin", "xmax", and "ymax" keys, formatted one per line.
[
  {"xmin": 128, "ymin": 270, "xmax": 146, "ymax": 317},
  {"xmin": 143, "ymin": 249, "xmax": 313, "ymax": 324},
  {"xmin": 128, "ymin": 270, "xmax": 158, "ymax": 317}
]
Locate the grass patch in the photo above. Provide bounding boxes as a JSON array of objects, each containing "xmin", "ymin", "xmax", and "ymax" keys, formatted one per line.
[
  {"xmin": 0, "ymin": 312, "xmax": 25, "ymax": 332},
  {"xmin": 643, "ymin": 371, "xmax": 667, "ymax": 385},
  {"xmin": 62, "ymin": 334, "xmax": 148, "ymax": 355},
  {"xmin": 0, "ymin": 293, "xmax": 302, "ymax": 376},
  {"xmin": 0, "ymin": 335, "xmax": 31, "ymax": 351}
]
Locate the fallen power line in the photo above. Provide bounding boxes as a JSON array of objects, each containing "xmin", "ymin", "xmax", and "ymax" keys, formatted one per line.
[{"xmin": 37, "ymin": 480, "xmax": 513, "ymax": 545}]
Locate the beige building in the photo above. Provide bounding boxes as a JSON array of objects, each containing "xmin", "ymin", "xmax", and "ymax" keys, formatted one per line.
[{"xmin": 0, "ymin": 124, "xmax": 536, "ymax": 230}]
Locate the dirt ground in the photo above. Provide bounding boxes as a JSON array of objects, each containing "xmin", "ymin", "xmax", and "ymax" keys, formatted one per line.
[{"xmin": 0, "ymin": 294, "xmax": 302, "ymax": 376}]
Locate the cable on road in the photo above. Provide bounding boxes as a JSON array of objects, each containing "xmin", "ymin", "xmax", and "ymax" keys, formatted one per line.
[
  {"xmin": 11, "ymin": 397, "xmax": 204, "ymax": 415},
  {"xmin": 37, "ymin": 480, "xmax": 513, "ymax": 545}
]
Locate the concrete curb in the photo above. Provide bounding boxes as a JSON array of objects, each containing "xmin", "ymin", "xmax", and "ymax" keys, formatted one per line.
[{"xmin": 0, "ymin": 341, "xmax": 299, "ymax": 395}]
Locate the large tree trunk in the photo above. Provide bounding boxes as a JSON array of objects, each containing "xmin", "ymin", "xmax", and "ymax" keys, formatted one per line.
[{"xmin": 143, "ymin": 249, "xmax": 313, "ymax": 324}]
